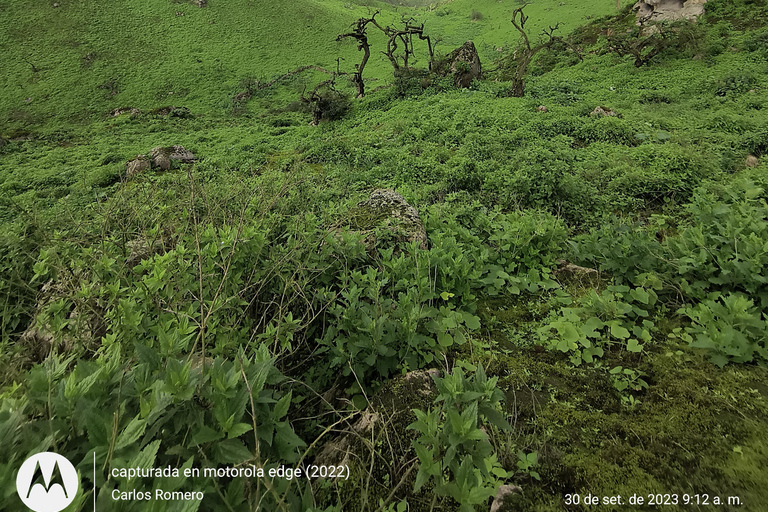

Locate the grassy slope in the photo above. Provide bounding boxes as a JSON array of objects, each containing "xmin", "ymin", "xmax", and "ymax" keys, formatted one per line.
[
  {"xmin": 0, "ymin": 0, "xmax": 361, "ymax": 129},
  {"xmin": 1, "ymin": 0, "xmax": 768, "ymax": 510},
  {"xmin": 0, "ymin": 0, "xmax": 618, "ymax": 133}
]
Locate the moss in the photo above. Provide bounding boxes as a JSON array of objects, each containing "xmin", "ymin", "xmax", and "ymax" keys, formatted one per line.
[
  {"xmin": 478, "ymin": 343, "xmax": 768, "ymax": 511},
  {"xmin": 345, "ymin": 206, "xmax": 392, "ymax": 231}
]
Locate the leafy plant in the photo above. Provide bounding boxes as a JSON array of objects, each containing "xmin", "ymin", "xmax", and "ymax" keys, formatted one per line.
[
  {"xmin": 674, "ymin": 293, "xmax": 768, "ymax": 367},
  {"xmin": 538, "ymin": 285, "xmax": 658, "ymax": 365},
  {"xmin": 408, "ymin": 366, "xmax": 512, "ymax": 511}
]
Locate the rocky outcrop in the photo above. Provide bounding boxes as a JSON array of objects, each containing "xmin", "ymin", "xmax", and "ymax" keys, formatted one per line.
[
  {"xmin": 348, "ymin": 189, "xmax": 428, "ymax": 251},
  {"xmin": 553, "ymin": 259, "xmax": 600, "ymax": 287},
  {"xmin": 126, "ymin": 237, "xmax": 165, "ymax": 267},
  {"xmin": 437, "ymin": 41, "xmax": 482, "ymax": 88},
  {"xmin": 634, "ymin": 0, "xmax": 707, "ymax": 23}
]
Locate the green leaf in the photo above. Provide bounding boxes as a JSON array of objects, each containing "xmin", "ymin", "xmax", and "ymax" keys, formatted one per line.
[
  {"xmin": 610, "ymin": 322, "xmax": 631, "ymax": 340},
  {"xmin": 189, "ymin": 425, "xmax": 224, "ymax": 446},
  {"xmin": 214, "ymin": 439, "xmax": 253, "ymax": 464},
  {"xmin": 273, "ymin": 391, "xmax": 292, "ymax": 420},
  {"xmin": 463, "ymin": 313, "xmax": 481, "ymax": 331},
  {"xmin": 129, "ymin": 439, "xmax": 160, "ymax": 469},
  {"xmin": 227, "ymin": 423, "xmax": 254, "ymax": 439},
  {"xmin": 626, "ymin": 338, "xmax": 643, "ymax": 353},
  {"xmin": 115, "ymin": 415, "xmax": 147, "ymax": 451},
  {"xmin": 414, "ymin": 467, "xmax": 432, "ymax": 492},
  {"xmin": 630, "ymin": 287, "xmax": 650, "ymax": 304}
]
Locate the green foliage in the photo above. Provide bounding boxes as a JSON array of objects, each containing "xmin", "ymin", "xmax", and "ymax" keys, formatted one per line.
[
  {"xmin": 408, "ymin": 366, "xmax": 512, "ymax": 511},
  {"xmin": 674, "ymin": 293, "xmax": 768, "ymax": 367},
  {"xmin": 538, "ymin": 284, "xmax": 657, "ymax": 365},
  {"xmin": 609, "ymin": 365, "xmax": 649, "ymax": 407},
  {"xmin": 711, "ymin": 71, "xmax": 758, "ymax": 96},
  {"xmin": 0, "ymin": 345, "xmax": 306, "ymax": 511},
  {"xmin": 515, "ymin": 450, "xmax": 541, "ymax": 481},
  {"xmin": 667, "ymin": 181, "xmax": 768, "ymax": 306}
]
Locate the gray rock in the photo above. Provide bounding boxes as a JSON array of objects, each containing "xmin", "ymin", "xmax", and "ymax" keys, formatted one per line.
[
  {"xmin": 169, "ymin": 145, "xmax": 196, "ymax": 163},
  {"xmin": 194, "ymin": 0, "xmax": 207, "ymax": 6},
  {"xmin": 21, "ymin": 278, "xmax": 106, "ymax": 362},
  {"xmin": 746, "ymin": 155, "xmax": 760, "ymax": 168},
  {"xmin": 126, "ymin": 237, "xmax": 164, "ymax": 266},
  {"xmin": 554, "ymin": 259, "xmax": 600, "ymax": 287},
  {"xmin": 537, "ymin": 105, "xmax": 548, "ymax": 112},
  {"xmin": 126, "ymin": 155, "xmax": 151, "ymax": 178}
]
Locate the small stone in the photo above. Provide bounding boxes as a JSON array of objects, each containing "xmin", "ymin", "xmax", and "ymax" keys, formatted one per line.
[
  {"xmin": 53, "ymin": 2, "xmax": 60, "ymax": 7},
  {"xmin": 590, "ymin": 106, "xmax": 618, "ymax": 117},
  {"xmin": 746, "ymin": 155, "xmax": 760, "ymax": 168},
  {"xmin": 490, "ymin": 484, "xmax": 523, "ymax": 512},
  {"xmin": 537, "ymin": 105, "xmax": 548, "ymax": 112}
]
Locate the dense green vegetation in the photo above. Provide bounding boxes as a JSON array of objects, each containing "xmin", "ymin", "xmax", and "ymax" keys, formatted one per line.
[{"xmin": 1, "ymin": 0, "xmax": 767, "ymax": 510}]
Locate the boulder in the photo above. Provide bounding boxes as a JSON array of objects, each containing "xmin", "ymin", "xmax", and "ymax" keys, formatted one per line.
[
  {"xmin": 194, "ymin": 0, "xmax": 207, "ymax": 6},
  {"xmin": 126, "ymin": 155, "xmax": 151, "ymax": 178},
  {"xmin": 348, "ymin": 189, "xmax": 428, "ymax": 251},
  {"xmin": 634, "ymin": 0, "xmax": 707, "ymax": 23},
  {"xmin": 437, "ymin": 41, "xmax": 482, "ymax": 88},
  {"xmin": 169, "ymin": 145, "xmax": 196, "ymax": 163},
  {"xmin": 150, "ymin": 147, "xmax": 172, "ymax": 171},
  {"xmin": 537, "ymin": 105, "xmax": 548, "ymax": 113},
  {"xmin": 746, "ymin": 155, "xmax": 760, "ymax": 168}
]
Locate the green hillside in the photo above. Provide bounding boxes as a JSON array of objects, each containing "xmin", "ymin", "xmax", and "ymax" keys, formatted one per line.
[{"xmin": 1, "ymin": 0, "xmax": 768, "ymax": 510}]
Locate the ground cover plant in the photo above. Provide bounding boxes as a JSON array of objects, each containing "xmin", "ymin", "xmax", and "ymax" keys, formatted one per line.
[{"xmin": 1, "ymin": 0, "xmax": 768, "ymax": 510}]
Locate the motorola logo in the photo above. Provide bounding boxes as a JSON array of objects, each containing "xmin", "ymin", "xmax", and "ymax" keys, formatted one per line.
[{"xmin": 16, "ymin": 452, "xmax": 79, "ymax": 512}]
